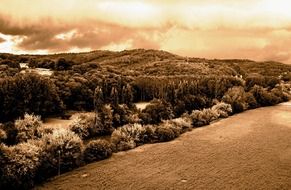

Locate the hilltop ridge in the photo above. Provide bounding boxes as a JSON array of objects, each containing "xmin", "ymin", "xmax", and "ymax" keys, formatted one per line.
[{"xmin": 1, "ymin": 49, "xmax": 291, "ymax": 77}]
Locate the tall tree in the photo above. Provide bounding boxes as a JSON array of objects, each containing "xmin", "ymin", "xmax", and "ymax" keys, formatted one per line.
[
  {"xmin": 94, "ymin": 86, "xmax": 104, "ymax": 112},
  {"xmin": 121, "ymin": 84, "xmax": 133, "ymax": 106},
  {"xmin": 110, "ymin": 86, "xmax": 119, "ymax": 106}
]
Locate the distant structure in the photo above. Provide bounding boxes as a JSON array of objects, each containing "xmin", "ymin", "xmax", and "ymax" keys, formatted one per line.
[
  {"xmin": 235, "ymin": 75, "xmax": 243, "ymax": 79},
  {"xmin": 186, "ymin": 57, "xmax": 189, "ymax": 64},
  {"xmin": 19, "ymin": 62, "xmax": 53, "ymax": 76},
  {"xmin": 20, "ymin": 63, "xmax": 29, "ymax": 69}
]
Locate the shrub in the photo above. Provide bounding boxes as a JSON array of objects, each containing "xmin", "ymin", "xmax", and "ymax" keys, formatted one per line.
[
  {"xmin": 250, "ymin": 85, "xmax": 274, "ymax": 106},
  {"xmin": 139, "ymin": 112, "xmax": 151, "ymax": 125},
  {"xmin": 190, "ymin": 108, "xmax": 219, "ymax": 127},
  {"xmin": 83, "ymin": 139, "xmax": 112, "ymax": 163},
  {"xmin": 55, "ymin": 57, "xmax": 72, "ymax": 70},
  {"xmin": 222, "ymin": 86, "xmax": 248, "ymax": 113},
  {"xmin": 141, "ymin": 99, "xmax": 174, "ymax": 124},
  {"xmin": 0, "ymin": 122, "xmax": 17, "ymax": 145},
  {"xmin": 182, "ymin": 95, "xmax": 208, "ymax": 113},
  {"xmin": 245, "ymin": 92, "xmax": 259, "ymax": 109},
  {"xmin": 69, "ymin": 118, "xmax": 89, "ymax": 139},
  {"xmin": 0, "ymin": 127, "xmax": 7, "ymax": 143},
  {"xmin": 202, "ymin": 108, "xmax": 219, "ymax": 122},
  {"xmin": 280, "ymin": 83, "xmax": 291, "ymax": 100},
  {"xmin": 69, "ymin": 113, "xmax": 104, "ymax": 139},
  {"xmin": 155, "ymin": 126, "xmax": 176, "ymax": 142},
  {"xmin": 268, "ymin": 89, "xmax": 282, "ymax": 105},
  {"xmin": 160, "ymin": 119, "xmax": 191, "ymax": 138},
  {"xmin": 69, "ymin": 115, "xmax": 91, "ymax": 139},
  {"xmin": 282, "ymin": 72, "xmax": 291, "ymax": 82},
  {"xmin": 160, "ymin": 121, "xmax": 180, "ymax": 137},
  {"xmin": 35, "ymin": 128, "xmax": 83, "ymax": 182},
  {"xmin": 36, "ymin": 126, "xmax": 54, "ymax": 138},
  {"xmin": 0, "ymin": 141, "xmax": 42, "ymax": 189},
  {"xmin": 143, "ymin": 125, "xmax": 157, "ymax": 142},
  {"xmin": 99, "ymin": 104, "xmax": 114, "ymax": 134},
  {"xmin": 271, "ymin": 87, "xmax": 289, "ymax": 103},
  {"xmin": 0, "ymin": 144, "xmax": 9, "ymax": 181},
  {"xmin": 265, "ymin": 76, "xmax": 280, "ymax": 89},
  {"xmin": 15, "ymin": 113, "xmax": 42, "ymax": 143},
  {"xmin": 245, "ymin": 73, "xmax": 266, "ymax": 90},
  {"xmin": 111, "ymin": 130, "xmax": 135, "ymax": 151},
  {"xmin": 112, "ymin": 104, "xmax": 133, "ymax": 127},
  {"xmin": 212, "ymin": 102, "xmax": 232, "ymax": 118},
  {"xmin": 173, "ymin": 100, "xmax": 186, "ymax": 117},
  {"xmin": 189, "ymin": 103, "xmax": 233, "ymax": 128},
  {"xmin": 111, "ymin": 124, "xmax": 146, "ymax": 151},
  {"xmin": 127, "ymin": 113, "xmax": 142, "ymax": 124},
  {"xmin": 190, "ymin": 110, "xmax": 207, "ymax": 127},
  {"xmin": 171, "ymin": 117, "xmax": 192, "ymax": 133}
]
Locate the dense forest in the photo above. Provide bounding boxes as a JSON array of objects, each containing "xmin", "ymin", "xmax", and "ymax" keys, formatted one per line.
[
  {"xmin": 1, "ymin": 49, "xmax": 291, "ymax": 189},
  {"xmin": 1, "ymin": 49, "xmax": 291, "ymax": 122}
]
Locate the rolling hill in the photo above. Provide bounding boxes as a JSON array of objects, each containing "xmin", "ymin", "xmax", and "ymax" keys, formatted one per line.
[{"xmin": 1, "ymin": 49, "xmax": 291, "ymax": 77}]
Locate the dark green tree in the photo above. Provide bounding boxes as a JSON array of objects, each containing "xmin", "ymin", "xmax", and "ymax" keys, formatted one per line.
[
  {"xmin": 94, "ymin": 86, "xmax": 104, "ymax": 112},
  {"xmin": 0, "ymin": 73, "xmax": 64, "ymax": 122},
  {"xmin": 110, "ymin": 86, "xmax": 119, "ymax": 106},
  {"xmin": 141, "ymin": 99, "xmax": 174, "ymax": 124},
  {"xmin": 121, "ymin": 84, "xmax": 133, "ymax": 106},
  {"xmin": 55, "ymin": 58, "xmax": 72, "ymax": 71}
]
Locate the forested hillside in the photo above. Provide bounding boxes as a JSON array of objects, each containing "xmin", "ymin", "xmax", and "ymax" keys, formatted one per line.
[
  {"xmin": 2, "ymin": 49, "xmax": 291, "ymax": 77},
  {"xmin": 1, "ymin": 49, "xmax": 291, "ymax": 122}
]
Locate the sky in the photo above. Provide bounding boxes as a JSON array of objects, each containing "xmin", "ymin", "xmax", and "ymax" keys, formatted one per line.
[{"xmin": 0, "ymin": 0, "xmax": 291, "ymax": 63}]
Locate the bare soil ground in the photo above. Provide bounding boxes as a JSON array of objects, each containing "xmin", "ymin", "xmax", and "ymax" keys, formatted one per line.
[
  {"xmin": 42, "ymin": 112, "xmax": 94, "ymax": 128},
  {"xmin": 42, "ymin": 118, "xmax": 72, "ymax": 128},
  {"xmin": 36, "ymin": 102, "xmax": 291, "ymax": 190},
  {"xmin": 135, "ymin": 102, "xmax": 150, "ymax": 110}
]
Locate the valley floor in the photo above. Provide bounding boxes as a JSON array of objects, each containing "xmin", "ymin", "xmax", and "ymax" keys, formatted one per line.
[{"xmin": 36, "ymin": 102, "xmax": 291, "ymax": 190}]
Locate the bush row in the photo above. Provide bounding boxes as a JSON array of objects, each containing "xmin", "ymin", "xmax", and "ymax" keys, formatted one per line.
[
  {"xmin": 0, "ymin": 128, "xmax": 87, "ymax": 189},
  {"xmin": 0, "ymin": 102, "xmax": 232, "ymax": 189},
  {"xmin": 110, "ymin": 102, "xmax": 231, "ymax": 151},
  {"xmin": 0, "ymin": 115, "xmax": 113, "ymax": 189},
  {"xmin": 189, "ymin": 102, "xmax": 232, "ymax": 127},
  {"xmin": 222, "ymin": 85, "xmax": 289, "ymax": 114}
]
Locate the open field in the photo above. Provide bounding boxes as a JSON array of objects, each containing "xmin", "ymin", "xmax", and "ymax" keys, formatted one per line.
[
  {"xmin": 135, "ymin": 102, "xmax": 151, "ymax": 110},
  {"xmin": 42, "ymin": 102, "xmax": 151, "ymax": 129},
  {"xmin": 42, "ymin": 118, "xmax": 72, "ymax": 129},
  {"xmin": 42, "ymin": 111, "xmax": 94, "ymax": 128},
  {"xmin": 36, "ymin": 102, "xmax": 291, "ymax": 190}
]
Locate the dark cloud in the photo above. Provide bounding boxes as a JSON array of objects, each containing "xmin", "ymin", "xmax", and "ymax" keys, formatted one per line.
[
  {"xmin": 0, "ymin": 14, "xmax": 164, "ymax": 52},
  {"xmin": 0, "ymin": 15, "xmax": 66, "ymax": 36},
  {"xmin": 1, "ymin": 13, "xmax": 291, "ymax": 64}
]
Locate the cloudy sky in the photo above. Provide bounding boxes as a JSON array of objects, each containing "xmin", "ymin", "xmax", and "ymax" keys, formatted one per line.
[{"xmin": 0, "ymin": 0, "xmax": 291, "ymax": 63}]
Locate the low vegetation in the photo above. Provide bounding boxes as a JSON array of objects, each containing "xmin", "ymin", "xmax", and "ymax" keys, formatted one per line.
[
  {"xmin": 83, "ymin": 139, "xmax": 112, "ymax": 163},
  {"xmin": 69, "ymin": 113, "xmax": 99, "ymax": 139},
  {"xmin": 111, "ymin": 124, "xmax": 146, "ymax": 151}
]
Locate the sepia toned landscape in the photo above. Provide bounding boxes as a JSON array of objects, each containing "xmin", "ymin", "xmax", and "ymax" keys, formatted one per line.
[{"xmin": 1, "ymin": 1, "xmax": 291, "ymax": 190}]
